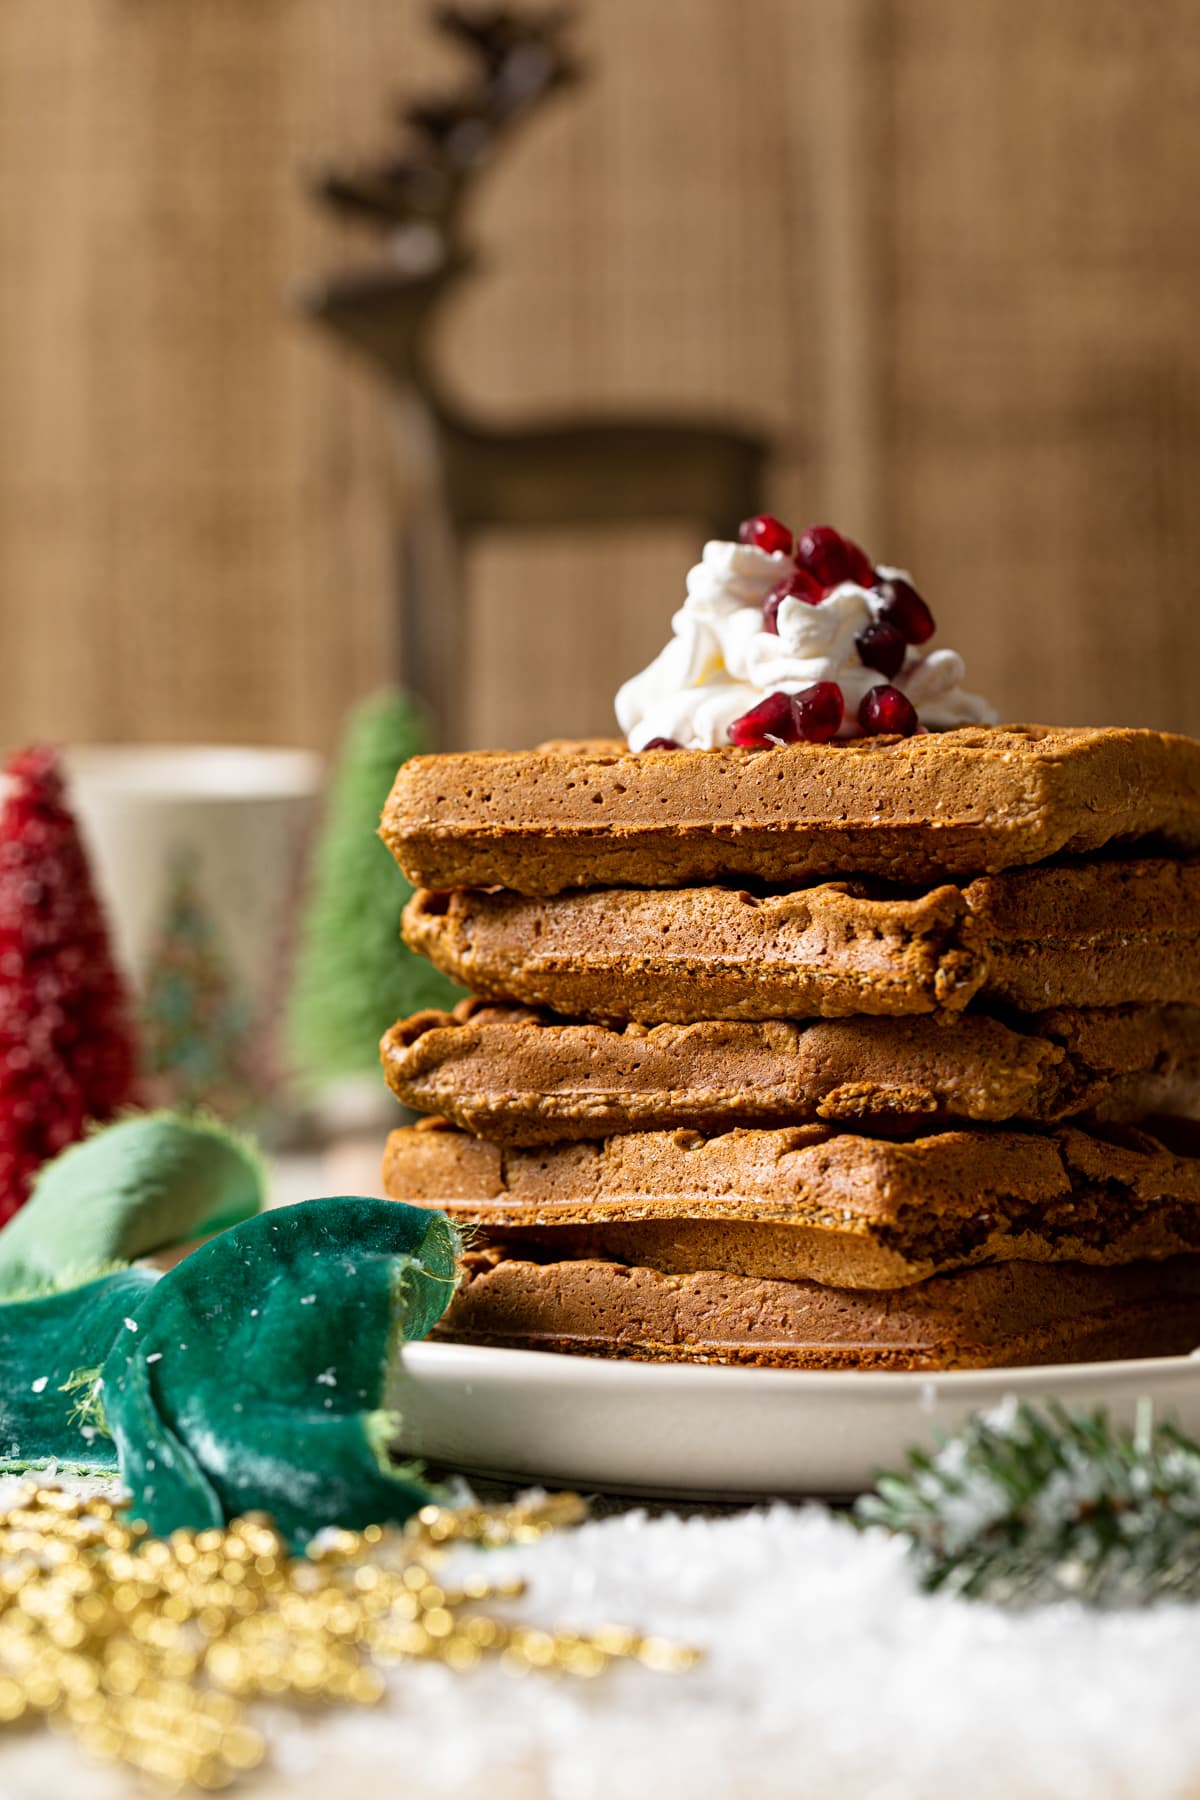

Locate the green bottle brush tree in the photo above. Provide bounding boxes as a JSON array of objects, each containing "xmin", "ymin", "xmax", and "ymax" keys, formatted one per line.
[{"xmin": 288, "ymin": 690, "xmax": 463, "ymax": 1088}]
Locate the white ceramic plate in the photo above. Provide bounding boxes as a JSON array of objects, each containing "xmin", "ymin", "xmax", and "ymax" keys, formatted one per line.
[{"xmin": 392, "ymin": 1342, "xmax": 1200, "ymax": 1499}]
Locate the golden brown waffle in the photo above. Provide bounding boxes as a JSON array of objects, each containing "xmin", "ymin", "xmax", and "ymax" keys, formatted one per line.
[
  {"xmin": 381, "ymin": 727, "xmax": 1200, "ymax": 894},
  {"xmin": 382, "ymin": 1118, "xmax": 1200, "ymax": 1290},
  {"xmin": 402, "ymin": 857, "xmax": 1200, "ymax": 1021},
  {"xmin": 439, "ymin": 1250, "xmax": 1200, "ymax": 1371},
  {"xmin": 381, "ymin": 999, "xmax": 1200, "ymax": 1140}
]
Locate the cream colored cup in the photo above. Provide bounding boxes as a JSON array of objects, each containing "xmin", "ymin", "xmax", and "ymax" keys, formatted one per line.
[{"xmin": 63, "ymin": 745, "xmax": 323, "ymax": 1112}]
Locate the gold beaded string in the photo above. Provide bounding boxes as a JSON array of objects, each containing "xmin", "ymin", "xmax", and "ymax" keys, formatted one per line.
[{"xmin": 0, "ymin": 1483, "xmax": 700, "ymax": 1790}]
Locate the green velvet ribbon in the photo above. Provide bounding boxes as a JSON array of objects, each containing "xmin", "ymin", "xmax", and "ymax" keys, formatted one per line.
[
  {"xmin": 0, "ymin": 1116, "xmax": 460, "ymax": 1546},
  {"xmin": 0, "ymin": 1113, "xmax": 264, "ymax": 1296},
  {"xmin": 0, "ymin": 1268, "xmax": 155, "ymax": 1477}
]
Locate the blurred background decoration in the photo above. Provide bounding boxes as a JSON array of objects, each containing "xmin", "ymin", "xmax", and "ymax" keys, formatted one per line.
[
  {"xmin": 0, "ymin": 748, "xmax": 139, "ymax": 1220},
  {"xmin": 64, "ymin": 744, "xmax": 320, "ymax": 1124},
  {"xmin": 302, "ymin": 4, "xmax": 767, "ymax": 744},
  {"xmin": 139, "ymin": 847, "xmax": 269, "ymax": 1122},
  {"xmin": 3, "ymin": 0, "xmax": 1199, "ymax": 759},
  {"xmin": 287, "ymin": 689, "xmax": 463, "ymax": 1093}
]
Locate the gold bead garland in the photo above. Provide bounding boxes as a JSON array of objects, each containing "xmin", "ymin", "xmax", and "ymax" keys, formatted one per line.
[{"xmin": 0, "ymin": 1482, "xmax": 700, "ymax": 1789}]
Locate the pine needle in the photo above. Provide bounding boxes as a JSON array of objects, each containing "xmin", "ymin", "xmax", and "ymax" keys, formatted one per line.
[{"xmin": 855, "ymin": 1398, "xmax": 1200, "ymax": 1607}]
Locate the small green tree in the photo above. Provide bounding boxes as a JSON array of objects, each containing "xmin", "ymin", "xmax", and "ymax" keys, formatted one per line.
[{"xmin": 288, "ymin": 690, "xmax": 463, "ymax": 1085}]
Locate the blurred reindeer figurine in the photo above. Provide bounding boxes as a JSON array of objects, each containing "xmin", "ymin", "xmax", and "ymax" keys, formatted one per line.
[{"xmin": 301, "ymin": 4, "xmax": 769, "ymax": 742}]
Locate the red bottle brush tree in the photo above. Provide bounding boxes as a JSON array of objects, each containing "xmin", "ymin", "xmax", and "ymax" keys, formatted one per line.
[{"xmin": 0, "ymin": 746, "xmax": 139, "ymax": 1223}]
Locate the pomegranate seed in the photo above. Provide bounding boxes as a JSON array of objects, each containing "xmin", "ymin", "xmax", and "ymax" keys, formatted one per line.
[
  {"xmin": 793, "ymin": 681, "xmax": 844, "ymax": 742},
  {"xmin": 737, "ymin": 514, "xmax": 794, "ymax": 556},
  {"xmin": 729, "ymin": 692, "xmax": 799, "ymax": 748},
  {"xmin": 795, "ymin": 526, "xmax": 843, "ymax": 585},
  {"xmin": 855, "ymin": 621, "xmax": 907, "ymax": 679},
  {"xmin": 762, "ymin": 568, "xmax": 824, "ymax": 633},
  {"xmin": 875, "ymin": 576, "xmax": 935, "ymax": 645},
  {"xmin": 840, "ymin": 539, "xmax": 875, "ymax": 587},
  {"xmin": 858, "ymin": 684, "xmax": 919, "ymax": 737},
  {"xmin": 641, "ymin": 736, "xmax": 680, "ymax": 751},
  {"xmin": 795, "ymin": 525, "xmax": 875, "ymax": 590},
  {"xmin": 729, "ymin": 683, "xmax": 844, "ymax": 748}
]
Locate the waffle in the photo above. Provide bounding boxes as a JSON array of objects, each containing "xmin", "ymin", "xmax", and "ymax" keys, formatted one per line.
[
  {"xmin": 402, "ymin": 857, "xmax": 1200, "ymax": 1021},
  {"xmin": 382, "ymin": 1118, "xmax": 1200, "ymax": 1289},
  {"xmin": 381, "ymin": 1000, "xmax": 1200, "ymax": 1140},
  {"xmin": 381, "ymin": 727, "xmax": 1200, "ymax": 895},
  {"xmin": 438, "ymin": 1250, "xmax": 1200, "ymax": 1371}
]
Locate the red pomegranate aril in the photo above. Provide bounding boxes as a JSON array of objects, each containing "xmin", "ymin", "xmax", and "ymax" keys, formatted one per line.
[
  {"xmin": 737, "ymin": 514, "xmax": 795, "ymax": 557},
  {"xmin": 641, "ymin": 736, "xmax": 681, "ymax": 751},
  {"xmin": 841, "ymin": 538, "xmax": 876, "ymax": 587},
  {"xmin": 762, "ymin": 568, "xmax": 824, "ymax": 633},
  {"xmin": 795, "ymin": 525, "xmax": 875, "ymax": 591},
  {"xmin": 855, "ymin": 621, "xmax": 907, "ymax": 679},
  {"xmin": 858, "ymin": 684, "xmax": 919, "ymax": 737},
  {"xmin": 794, "ymin": 525, "xmax": 843, "ymax": 586},
  {"xmin": 728, "ymin": 691, "xmax": 799, "ymax": 748},
  {"xmin": 793, "ymin": 680, "xmax": 844, "ymax": 742},
  {"xmin": 874, "ymin": 576, "xmax": 935, "ymax": 645},
  {"xmin": 728, "ymin": 683, "xmax": 844, "ymax": 749}
]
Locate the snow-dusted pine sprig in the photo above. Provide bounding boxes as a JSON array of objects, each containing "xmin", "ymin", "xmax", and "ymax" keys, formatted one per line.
[{"xmin": 855, "ymin": 1398, "xmax": 1200, "ymax": 1607}]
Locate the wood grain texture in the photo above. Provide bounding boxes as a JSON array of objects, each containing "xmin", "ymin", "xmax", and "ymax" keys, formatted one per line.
[{"xmin": 1, "ymin": 0, "xmax": 1198, "ymax": 753}]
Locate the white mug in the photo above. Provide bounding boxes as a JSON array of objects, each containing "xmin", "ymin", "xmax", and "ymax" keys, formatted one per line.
[{"xmin": 63, "ymin": 744, "xmax": 323, "ymax": 1117}]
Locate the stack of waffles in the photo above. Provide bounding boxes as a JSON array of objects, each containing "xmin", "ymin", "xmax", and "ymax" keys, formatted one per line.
[{"xmin": 377, "ymin": 725, "xmax": 1200, "ymax": 1370}]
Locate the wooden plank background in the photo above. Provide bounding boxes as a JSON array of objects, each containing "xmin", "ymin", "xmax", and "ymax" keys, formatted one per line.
[{"xmin": 1, "ymin": 0, "xmax": 1198, "ymax": 754}]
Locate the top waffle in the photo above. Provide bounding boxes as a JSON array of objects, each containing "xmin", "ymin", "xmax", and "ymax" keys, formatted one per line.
[{"xmin": 381, "ymin": 726, "xmax": 1200, "ymax": 895}]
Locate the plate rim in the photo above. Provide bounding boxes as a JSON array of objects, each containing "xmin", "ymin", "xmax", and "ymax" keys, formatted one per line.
[{"xmin": 402, "ymin": 1337, "xmax": 1200, "ymax": 1396}]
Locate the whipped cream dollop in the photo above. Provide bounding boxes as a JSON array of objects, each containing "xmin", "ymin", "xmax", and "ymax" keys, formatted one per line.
[{"xmin": 616, "ymin": 539, "xmax": 996, "ymax": 750}]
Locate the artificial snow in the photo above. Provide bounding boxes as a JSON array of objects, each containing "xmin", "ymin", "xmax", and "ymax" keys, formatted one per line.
[
  {"xmin": 349, "ymin": 1505, "xmax": 1200, "ymax": 1800},
  {"xmin": 3, "ymin": 1475, "xmax": 1199, "ymax": 1797}
]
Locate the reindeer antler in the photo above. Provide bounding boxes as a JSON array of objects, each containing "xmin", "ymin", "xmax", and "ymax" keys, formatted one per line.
[{"xmin": 315, "ymin": 6, "xmax": 579, "ymax": 241}]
